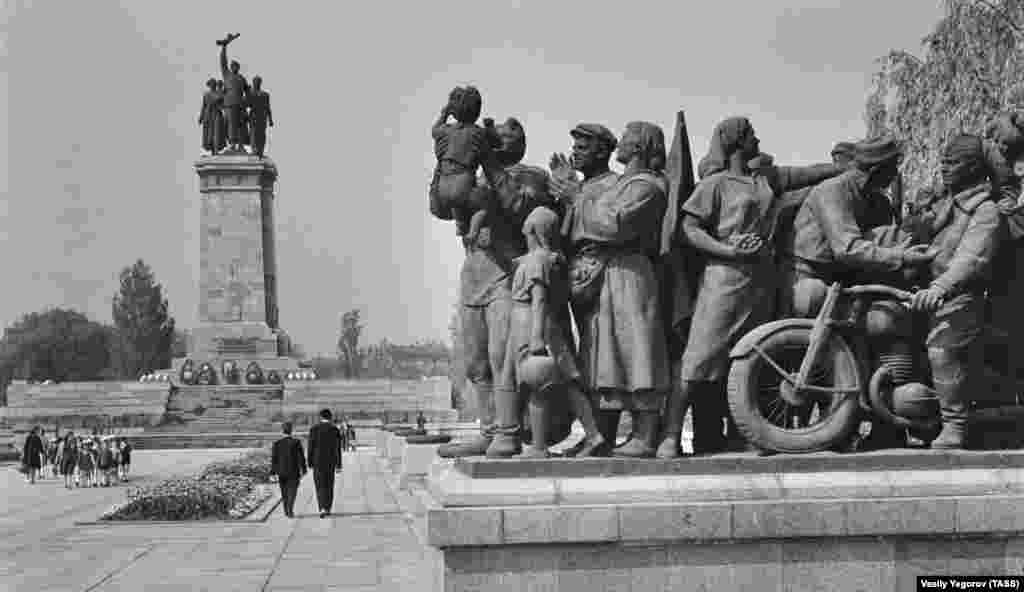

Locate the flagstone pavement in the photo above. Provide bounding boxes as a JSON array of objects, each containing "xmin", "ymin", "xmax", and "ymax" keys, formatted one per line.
[{"xmin": 1, "ymin": 446, "xmax": 440, "ymax": 591}]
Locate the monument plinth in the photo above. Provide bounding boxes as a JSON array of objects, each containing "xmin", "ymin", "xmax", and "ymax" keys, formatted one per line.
[{"xmin": 172, "ymin": 153, "xmax": 296, "ymax": 378}]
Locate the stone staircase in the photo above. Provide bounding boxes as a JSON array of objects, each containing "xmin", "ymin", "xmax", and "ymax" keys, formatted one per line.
[{"xmin": 189, "ymin": 406, "xmax": 256, "ymax": 431}]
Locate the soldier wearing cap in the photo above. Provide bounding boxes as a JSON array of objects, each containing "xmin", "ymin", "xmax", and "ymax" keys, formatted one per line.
[
  {"xmin": 784, "ymin": 137, "xmax": 934, "ymax": 315},
  {"xmin": 549, "ymin": 123, "xmax": 622, "ymax": 455},
  {"xmin": 779, "ymin": 136, "xmax": 937, "ymax": 450}
]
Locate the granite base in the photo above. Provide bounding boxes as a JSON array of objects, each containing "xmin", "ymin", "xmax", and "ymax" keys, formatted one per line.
[
  {"xmin": 399, "ymin": 442, "xmax": 443, "ymax": 489},
  {"xmin": 424, "ymin": 451, "xmax": 1024, "ymax": 591}
]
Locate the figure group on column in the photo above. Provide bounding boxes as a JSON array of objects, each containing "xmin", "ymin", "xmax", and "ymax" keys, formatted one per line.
[{"xmin": 199, "ymin": 34, "xmax": 274, "ymax": 158}]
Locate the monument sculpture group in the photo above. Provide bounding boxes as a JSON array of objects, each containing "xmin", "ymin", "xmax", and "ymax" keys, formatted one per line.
[
  {"xmin": 432, "ymin": 85, "xmax": 1024, "ymax": 460},
  {"xmin": 181, "ymin": 33, "xmax": 293, "ymax": 387},
  {"xmin": 199, "ymin": 33, "xmax": 274, "ymax": 158}
]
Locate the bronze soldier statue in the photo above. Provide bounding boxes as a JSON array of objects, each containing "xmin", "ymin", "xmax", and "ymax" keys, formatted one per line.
[
  {"xmin": 217, "ymin": 33, "xmax": 249, "ymax": 152},
  {"xmin": 198, "ymin": 78, "xmax": 223, "ymax": 154},
  {"xmin": 908, "ymin": 135, "xmax": 1004, "ymax": 450},
  {"xmin": 248, "ymin": 76, "xmax": 273, "ymax": 158}
]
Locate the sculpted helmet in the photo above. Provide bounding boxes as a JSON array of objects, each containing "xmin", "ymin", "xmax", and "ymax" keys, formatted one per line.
[
  {"xmin": 891, "ymin": 383, "xmax": 940, "ymax": 420},
  {"xmin": 517, "ymin": 349, "xmax": 562, "ymax": 395}
]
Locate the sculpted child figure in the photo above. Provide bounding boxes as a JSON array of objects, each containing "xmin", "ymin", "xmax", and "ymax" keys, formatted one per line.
[
  {"xmin": 429, "ymin": 86, "xmax": 498, "ymax": 241},
  {"xmin": 502, "ymin": 206, "xmax": 605, "ymax": 458}
]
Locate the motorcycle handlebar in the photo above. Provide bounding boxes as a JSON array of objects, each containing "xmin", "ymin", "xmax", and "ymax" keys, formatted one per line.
[{"xmin": 841, "ymin": 284, "xmax": 914, "ymax": 302}]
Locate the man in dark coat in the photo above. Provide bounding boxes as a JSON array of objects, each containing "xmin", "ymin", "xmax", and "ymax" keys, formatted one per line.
[
  {"xmin": 22, "ymin": 426, "xmax": 44, "ymax": 484},
  {"xmin": 307, "ymin": 409, "xmax": 343, "ymax": 518},
  {"xmin": 271, "ymin": 421, "xmax": 306, "ymax": 518}
]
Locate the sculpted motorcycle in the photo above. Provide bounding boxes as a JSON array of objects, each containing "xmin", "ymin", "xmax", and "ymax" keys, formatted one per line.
[{"xmin": 726, "ymin": 281, "xmax": 1024, "ymax": 454}]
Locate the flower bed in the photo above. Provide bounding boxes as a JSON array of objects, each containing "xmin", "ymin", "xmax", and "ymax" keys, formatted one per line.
[
  {"xmin": 100, "ymin": 449, "xmax": 274, "ymax": 521},
  {"xmin": 200, "ymin": 449, "xmax": 273, "ymax": 483}
]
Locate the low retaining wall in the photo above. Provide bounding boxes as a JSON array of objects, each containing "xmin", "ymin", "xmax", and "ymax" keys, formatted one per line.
[
  {"xmin": 0, "ymin": 378, "xmax": 456, "ymax": 433},
  {"xmin": 127, "ymin": 429, "xmax": 384, "ymax": 450},
  {"xmin": 1, "ymin": 381, "xmax": 170, "ymax": 429},
  {"xmin": 424, "ymin": 450, "xmax": 1024, "ymax": 591}
]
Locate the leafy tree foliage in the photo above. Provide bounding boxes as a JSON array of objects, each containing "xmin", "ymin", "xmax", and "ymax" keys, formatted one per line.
[
  {"xmin": 866, "ymin": 0, "xmax": 1024, "ymax": 192},
  {"xmin": 111, "ymin": 260, "xmax": 176, "ymax": 377},
  {"xmin": 0, "ymin": 308, "xmax": 111, "ymax": 382}
]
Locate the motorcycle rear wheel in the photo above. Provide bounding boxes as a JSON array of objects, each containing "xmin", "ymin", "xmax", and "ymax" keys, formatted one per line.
[{"xmin": 728, "ymin": 326, "xmax": 861, "ymax": 454}]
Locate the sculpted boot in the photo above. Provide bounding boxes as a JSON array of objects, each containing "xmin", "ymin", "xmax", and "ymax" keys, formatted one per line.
[
  {"xmin": 517, "ymin": 399, "xmax": 550, "ymax": 459},
  {"xmin": 656, "ymin": 377, "xmax": 691, "ymax": 459},
  {"xmin": 590, "ymin": 410, "xmax": 620, "ymax": 456},
  {"xmin": 690, "ymin": 383, "xmax": 727, "ymax": 454},
  {"xmin": 612, "ymin": 411, "xmax": 658, "ymax": 458},
  {"xmin": 437, "ymin": 383, "xmax": 494, "ymax": 458},
  {"xmin": 486, "ymin": 386, "xmax": 522, "ymax": 458},
  {"xmin": 930, "ymin": 348, "xmax": 970, "ymax": 450}
]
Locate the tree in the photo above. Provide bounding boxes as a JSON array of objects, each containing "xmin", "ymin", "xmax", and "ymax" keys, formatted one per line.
[
  {"xmin": 0, "ymin": 309, "xmax": 111, "ymax": 382},
  {"xmin": 337, "ymin": 310, "xmax": 363, "ymax": 378},
  {"xmin": 111, "ymin": 260, "xmax": 176, "ymax": 377},
  {"xmin": 866, "ymin": 0, "xmax": 1024, "ymax": 194}
]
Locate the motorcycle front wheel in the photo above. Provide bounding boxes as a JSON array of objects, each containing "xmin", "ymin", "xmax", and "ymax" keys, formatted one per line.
[{"xmin": 727, "ymin": 326, "xmax": 862, "ymax": 454}]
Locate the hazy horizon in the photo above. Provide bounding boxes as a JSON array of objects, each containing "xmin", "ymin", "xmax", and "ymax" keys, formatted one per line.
[{"xmin": 1, "ymin": 0, "xmax": 944, "ymax": 357}]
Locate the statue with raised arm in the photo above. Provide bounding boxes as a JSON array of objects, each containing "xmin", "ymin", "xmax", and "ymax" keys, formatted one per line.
[{"xmin": 217, "ymin": 33, "xmax": 249, "ymax": 153}]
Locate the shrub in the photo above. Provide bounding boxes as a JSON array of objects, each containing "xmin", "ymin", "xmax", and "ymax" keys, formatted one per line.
[
  {"xmin": 103, "ymin": 474, "xmax": 255, "ymax": 521},
  {"xmin": 199, "ymin": 449, "xmax": 272, "ymax": 483},
  {"xmin": 100, "ymin": 448, "xmax": 273, "ymax": 521}
]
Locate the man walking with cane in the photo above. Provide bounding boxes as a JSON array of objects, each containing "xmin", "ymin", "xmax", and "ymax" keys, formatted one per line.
[
  {"xmin": 271, "ymin": 421, "xmax": 306, "ymax": 518},
  {"xmin": 308, "ymin": 409, "xmax": 343, "ymax": 518}
]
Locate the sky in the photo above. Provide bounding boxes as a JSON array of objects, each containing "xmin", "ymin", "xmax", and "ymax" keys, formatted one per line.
[{"xmin": 1, "ymin": 0, "xmax": 944, "ymax": 357}]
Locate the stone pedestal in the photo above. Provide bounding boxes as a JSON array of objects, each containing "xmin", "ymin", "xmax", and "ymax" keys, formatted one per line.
[
  {"xmin": 376, "ymin": 429, "xmax": 391, "ymax": 458},
  {"xmin": 399, "ymin": 442, "xmax": 442, "ymax": 489},
  {"xmin": 387, "ymin": 432, "xmax": 406, "ymax": 464},
  {"xmin": 424, "ymin": 451, "xmax": 1024, "ymax": 591},
  {"xmin": 175, "ymin": 154, "xmax": 299, "ymax": 382}
]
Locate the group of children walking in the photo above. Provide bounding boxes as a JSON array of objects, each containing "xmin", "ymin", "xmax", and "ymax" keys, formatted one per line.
[{"xmin": 39, "ymin": 431, "xmax": 133, "ymax": 489}]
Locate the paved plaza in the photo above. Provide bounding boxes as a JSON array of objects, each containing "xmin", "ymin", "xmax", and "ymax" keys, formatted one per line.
[{"xmin": 1, "ymin": 446, "xmax": 439, "ymax": 591}]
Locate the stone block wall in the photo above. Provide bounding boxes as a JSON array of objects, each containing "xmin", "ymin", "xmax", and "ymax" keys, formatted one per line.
[
  {"xmin": 0, "ymin": 377, "xmax": 455, "ymax": 434},
  {"xmin": 1, "ymin": 381, "xmax": 170, "ymax": 429},
  {"xmin": 284, "ymin": 377, "xmax": 453, "ymax": 420}
]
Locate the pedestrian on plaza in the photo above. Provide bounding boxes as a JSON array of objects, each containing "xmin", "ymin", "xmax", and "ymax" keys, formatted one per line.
[
  {"xmin": 335, "ymin": 417, "xmax": 348, "ymax": 468},
  {"xmin": 78, "ymin": 440, "xmax": 96, "ymax": 487},
  {"xmin": 47, "ymin": 435, "xmax": 59, "ymax": 478},
  {"xmin": 271, "ymin": 421, "xmax": 307, "ymax": 518},
  {"xmin": 52, "ymin": 435, "xmax": 64, "ymax": 479},
  {"xmin": 119, "ymin": 438, "xmax": 133, "ymax": 481},
  {"xmin": 37, "ymin": 429, "xmax": 49, "ymax": 479},
  {"xmin": 97, "ymin": 439, "xmax": 115, "ymax": 486},
  {"xmin": 21, "ymin": 426, "xmax": 44, "ymax": 484},
  {"xmin": 111, "ymin": 438, "xmax": 122, "ymax": 477},
  {"xmin": 347, "ymin": 424, "xmax": 356, "ymax": 451},
  {"xmin": 307, "ymin": 408, "xmax": 343, "ymax": 518},
  {"xmin": 59, "ymin": 432, "xmax": 79, "ymax": 489}
]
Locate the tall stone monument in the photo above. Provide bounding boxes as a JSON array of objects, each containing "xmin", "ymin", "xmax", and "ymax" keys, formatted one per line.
[
  {"xmin": 171, "ymin": 33, "xmax": 297, "ymax": 380},
  {"xmin": 190, "ymin": 154, "xmax": 285, "ymax": 361}
]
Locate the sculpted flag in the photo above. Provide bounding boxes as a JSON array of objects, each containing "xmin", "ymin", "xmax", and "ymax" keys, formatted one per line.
[{"xmin": 661, "ymin": 110, "xmax": 698, "ymax": 335}]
